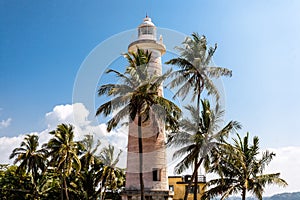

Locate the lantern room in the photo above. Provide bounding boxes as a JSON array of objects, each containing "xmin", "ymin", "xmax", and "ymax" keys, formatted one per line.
[{"xmin": 138, "ymin": 16, "xmax": 157, "ymax": 40}]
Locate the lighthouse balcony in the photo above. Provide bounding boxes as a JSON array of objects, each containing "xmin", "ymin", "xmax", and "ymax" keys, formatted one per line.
[{"xmin": 128, "ymin": 39, "xmax": 166, "ymax": 55}]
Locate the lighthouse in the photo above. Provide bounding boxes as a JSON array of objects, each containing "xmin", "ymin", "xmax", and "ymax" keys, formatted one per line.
[{"xmin": 122, "ymin": 16, "xmax": 172, "ymax": 200}]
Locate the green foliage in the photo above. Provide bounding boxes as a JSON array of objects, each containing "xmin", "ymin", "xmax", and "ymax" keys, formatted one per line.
[
  {"xmin": 1, "ymin": 125, "xmax": 125, "ymax": 200},
  {"xmin": 165, "ymin": 32, "xmax": 232, "ymax": 103},
  {"xmin": 166, "ymin": 33, "xmax": 233, "ymax": 200},
  {"xmin": 168, "ymin": 99, "xmax": 241, "ymax": 174},
  {"xmin": 168, "ymin": 99, "xmax": 240, "ymax": 200},
  {"xmin": 202, "ymin": 133, "xmax": 288, "ymax": 200},
  {"xmin": 100, "ymin": 145, "xmax": 125, "ymax": 189},
  {"xmin": 0, "ymin": 165, "xmax": 34, "ymax": 199},
  {"xmin": 96, "ymin": 48, "xmax": 181, "ymax": 132},
  {"xmin": 99, "ymin": 144, "xmax": 125, "ymax": 200}
]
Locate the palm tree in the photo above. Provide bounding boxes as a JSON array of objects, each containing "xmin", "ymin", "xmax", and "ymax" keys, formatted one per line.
[
  {"xmin": 99, "ymin": 144, "xmax": 125, "ymax": 200},
  {"xmin": 44, "ymin": 123, "xmax": 82, "ymax": 200},
  {"xmin": 168, "ymin": 99, "xmax": 241, "ymax": 200},
  {"xmin": 80, "ymin": 134, "xmax": 101, "ymax": 171},
  {"xmin": 166, "ymin": 33, "xmax": 232, "ymax": 200},
  {"xmin": 96, "ymin": 48, "xmax": 181, "ymax": 200},
  {"xmin": 9, "ymin": 134, "xmax": 47, "ymax": 198},
  {"xmin": 166, "ymin": 32, "xmax": 232, "ymax": 107},
  {"xmin": 78, "ymin": 135, "xmax": 104, "ymax": 199},
  {"xmin": 202, "ymin": 133, "xmax": 287, "ymax": 200}
]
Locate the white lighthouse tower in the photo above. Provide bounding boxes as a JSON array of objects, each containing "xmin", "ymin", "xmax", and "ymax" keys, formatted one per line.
[{"xmin": 122, "ymin": 16, "xmax": 172, "ymax": 200}]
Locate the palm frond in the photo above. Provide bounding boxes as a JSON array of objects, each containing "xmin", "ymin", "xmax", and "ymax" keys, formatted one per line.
[
  {"xmin": 165, "ymin": 58, "xmax": 193, "ymax": 70},
  {"xmin": 98, "ymin": 84, "xmax": 133, "ymax": 97},
  {"xmin": 107, "ymin": 105, "xmax": 130, "ymax": 132},
  {"xmin": 206, "ymin": 66, "xmax": 232, "ymax": 78},
  {"xmin": 167, "ymin": 131, "xmax": 192, "ymax": 147},
  {"xmin": 173, "ymin": 147, "xmax": 198, "ymax": 174},
  {"xmin": 106, "ymin": 69, "xmax": 135, "ymax": 86},
  {"xmin": 96, "ymin": 94, "xmax": 131, "ymax": 117}
]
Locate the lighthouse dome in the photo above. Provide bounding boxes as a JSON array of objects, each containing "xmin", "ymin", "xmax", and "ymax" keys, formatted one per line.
[{"xmin": 139, "ymin": 16, "xmax": 155, "ymax": 27}]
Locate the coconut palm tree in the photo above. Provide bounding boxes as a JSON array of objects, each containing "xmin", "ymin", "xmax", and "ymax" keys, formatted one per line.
[
  {"xmin": 166, "ymin": 32, "xmax": 232, "ymax": 107},
  {"xmin": 9, "ymin": 134, "xmax": 47, "ymax": 198},
  {"xmin": 168, "ymin": 99, "xmax": 240, "ymax": 200},
  {"xmin": 77, "ymin": 135, "xmax": 104, "ymax": 199},
  {"xmin": 202, "ymin": 133, "xmax": 287, "ymax": 200},
  {"xmin": 166, "ymin": 33, "xmax": 232, "ymax": 200},
  {"xmin": 44, "ymin": 124, "xmax": 82, "ymax": 200},
  {"xmin": 80, "ymin": 134, "xmax": 101, "ymax": 171},
  {"xmin": 99, "ymin": 144, "xmax": 124, "ymax": 200},
  {"xmin": 96, "ymin": 48, "xmax": 181, "ymax": 200}
]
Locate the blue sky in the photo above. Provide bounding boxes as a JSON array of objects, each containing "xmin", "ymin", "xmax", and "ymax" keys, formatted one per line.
[
  {"xmin": 1, "ymin": 0, "xmax": 300, "ymax": 146},
  {"xmin": 1, "ymin": 0, "xmax": 300, "ymax": 195}
]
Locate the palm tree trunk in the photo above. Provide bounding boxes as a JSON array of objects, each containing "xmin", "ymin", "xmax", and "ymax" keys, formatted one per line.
[
  {"xmin": 31, "ymin": 167, "xmax": 38, "ymax": 200},
  {"xmin": 196, "ymin": 88, "xmax": 201, "ymax": 115},
  {"xmin": 62, "ymin": 166, "xmax": 69, "ymax": 200},
  {"xmin": 138, "ymin": 114, "xmax": 145, "ymax": 200},
  {"xmin": 60, "ymin": 172, "xmax": 64, "ymax": 200},
  {"xmin": 183, "ymin": 158, "xmax": 203, "ymax": 200},
  {"xmin": 184, "ymin": 91, "xmax": 202, "ymax": 200},
  {"xmin": 242, "ymin": 188, "xmax": 246, "ymax": 200},
  {"xmin": 193, "ymin": 156, "xmax": 198, "ymax": 200},
  {"xmin": 64, "ymin": 174, "xmax": 69, "ymax": 200},
  {"xmin": 192, "ymin": 85, "xmax": 201, "ymax": 200},
  {"xmin": 102, "ymin": 186, "xmax": 107, "ymax": 200}
]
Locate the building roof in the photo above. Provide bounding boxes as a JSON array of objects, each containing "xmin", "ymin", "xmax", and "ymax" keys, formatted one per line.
[{"xmin": 138, "ymin": 16, "xmax": 155, "ymax": 27}]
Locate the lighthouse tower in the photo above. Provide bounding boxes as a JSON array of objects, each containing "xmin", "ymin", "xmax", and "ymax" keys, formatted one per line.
[{"xmin": 122, "ymin": 17, "xmax": 171, "ymax": 200}]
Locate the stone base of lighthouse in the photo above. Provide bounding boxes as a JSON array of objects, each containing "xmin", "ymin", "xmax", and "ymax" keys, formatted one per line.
[
  {"xmin": 121, "ymin": 117, "xmax": 173, "ymax": 200},
  {"xmin": 120, "ymin": 120, "xmax": 174, "ymax": 200},
  {"xmin": 121, "ymin": 190, "xmax": 173, "ymax": 200}
]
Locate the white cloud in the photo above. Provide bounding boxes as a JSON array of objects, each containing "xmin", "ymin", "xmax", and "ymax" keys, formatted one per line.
[
  {"xmin": 45, "ymin": 103, "xmax": 90, "ymax": 129},
  {"xmin": 0, "ymin": 103, "xmax": 127, "ymax": 168},
  {"xmin": 263, "ymin": 146, "xmax": 300, "ymax": 196},
  {"xmin": 43, "ymin": 103, "xmax": 128, "ymax": 148},
  {"xmin": 0, "ymin": 135, "xmax": 25, "ymax": 164},
  {"xmin": 0, "ymin": 118, "xmax": 12, "ymax": 129}
]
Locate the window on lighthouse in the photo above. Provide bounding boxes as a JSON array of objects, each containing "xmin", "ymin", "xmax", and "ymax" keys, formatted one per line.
[
  {"xmin": 139, "ymin": 26, "xmax": 154, "ymax": 36},
  {"xmin": 153, "ymin": 168, "xmax": 161, "ymax": 181}
]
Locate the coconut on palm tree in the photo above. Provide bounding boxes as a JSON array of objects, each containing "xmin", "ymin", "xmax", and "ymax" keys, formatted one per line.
[
  {"xmin": 202, "ymin": 133, "xmax": 287, "ymax": 200},
  {"xmin": 166, "ymin": 33, "xmax": 232, "ymax": 200},
  {"xmin": 168, "ymin": 99, "xmax": 241, "ymax": 200},
  {"xmin": 96, "ymin": 48, "xmax": 181, "ymax": 200}
]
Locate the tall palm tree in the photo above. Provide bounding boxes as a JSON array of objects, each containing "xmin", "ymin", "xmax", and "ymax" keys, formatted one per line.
[
  {"xmin": 166, "ymin": 32, "xmax": 232, "ymax": 107},
  {"xmin": 44, "ymin": 123, "xmax": 82, "ymax": 200},
  {"xmin": 99, "ymin": 144, "xmax": 124, "ymax": 200},
  {"xmin": 202, "ymin": 133, "xmax": 287, "ymax": 200},
  {"xmin": 96, "ymin": 48, "xmax": 181, "ymax": 200},
  {"xmin": 168, "ymin": 99, "xmax": 241, "ymax": 200},
  {"xmin": 9, "ymin": 134, "xmax": 47, "ymax": 198},
  {"xmin": 166, "ymin": 33, "xmax": 232, "ymax": 200}
]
